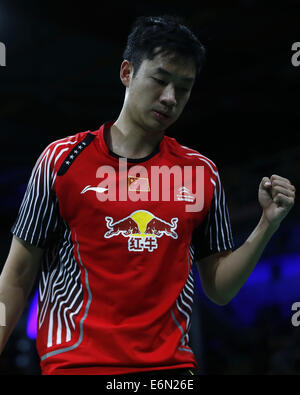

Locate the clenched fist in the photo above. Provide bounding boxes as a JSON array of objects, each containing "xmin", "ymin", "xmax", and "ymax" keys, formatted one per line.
[{"xmin": 259, "ymin": 174, "xmax": 296, "ymax": 228}]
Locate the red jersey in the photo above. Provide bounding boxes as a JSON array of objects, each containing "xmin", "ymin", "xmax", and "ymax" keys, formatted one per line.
[{"xmin": 11, "ymin": 121, "xmax": 234, "ymax": 374}]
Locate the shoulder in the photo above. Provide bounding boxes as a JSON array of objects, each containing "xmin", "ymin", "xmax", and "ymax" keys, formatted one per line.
[
  {"xmin": 36, "ymin": 129, "xmax": 96, "ymax": 171},
  {"xmin": 163, "ymin": 135, "xmax": 219, "ymax": 178},
  {"xmin": 44, "ymin": 129, "xmax": 94, "ymax": 156}
]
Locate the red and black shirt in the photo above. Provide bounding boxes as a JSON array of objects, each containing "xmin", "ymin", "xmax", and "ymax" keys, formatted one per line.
[{"xmin": 11, "ymin": 121, "xmax": 234, "ymax": 375}]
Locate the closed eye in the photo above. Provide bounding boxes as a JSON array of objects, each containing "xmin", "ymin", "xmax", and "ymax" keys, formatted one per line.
[
  {"xmin": 152, "ymin": 77, "xmax": 167, "ymax": 86},
  {"xmin": 152, "ymin": 77, "xmax": 190, "ymax": 93}
]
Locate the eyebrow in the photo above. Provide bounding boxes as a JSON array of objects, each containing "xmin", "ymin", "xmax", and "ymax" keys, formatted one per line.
[{"xmin": 154, "ymin": 67, "xmax": 195, "ymax": 83}]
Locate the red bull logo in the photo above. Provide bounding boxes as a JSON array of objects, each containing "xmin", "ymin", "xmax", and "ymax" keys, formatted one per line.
[{"xmin": 104, "ymin": 210, "xmax": 178, "ymax": 252}]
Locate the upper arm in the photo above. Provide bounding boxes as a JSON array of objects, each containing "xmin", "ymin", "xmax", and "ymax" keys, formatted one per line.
[
  {"xmin": 1, "ymin": 236, "xmax": 43, "ymax": 295},
  {"xmin": 4, "ymin": 145, "xmax": 60, "ymax": 295},
  {"xmin": 10, "ymin": 143, "xmax": 60, "ymax": 249},
  {"xmin": 192, "ymin": 168, "xmax": 234, "ymax": 303},
  {"xmin": 192, "ymin": 169, "xmax": 234, "ymax": 262},
  {"xmin": 196, "ymin": 250, "xmax": 232, "ymax": 304}
]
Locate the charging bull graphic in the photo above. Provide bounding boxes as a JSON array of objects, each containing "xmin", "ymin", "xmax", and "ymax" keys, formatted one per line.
[
  {"xmin": 104, "ymin": 216, "xmax": 141, "ymax": 238},
  {"xmin": 144, "ymin": 217, "xmax": 178, "ymax": 239},
  {"xmin": 104, "ymin": 210, "xmax": 178, "ymax": 252}
]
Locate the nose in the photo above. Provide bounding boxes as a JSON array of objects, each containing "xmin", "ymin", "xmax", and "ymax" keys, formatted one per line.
[{"xmin": 160, "ymin": 83, "xmax": 177, "ymax": 108}]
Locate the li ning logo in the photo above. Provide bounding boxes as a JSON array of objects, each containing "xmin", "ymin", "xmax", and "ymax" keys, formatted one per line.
[{"xmin": 0, "ymin": 42, "xmax": 6, "ymax": 67}]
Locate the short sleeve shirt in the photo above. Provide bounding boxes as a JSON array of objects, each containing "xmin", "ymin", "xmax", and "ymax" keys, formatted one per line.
[{"xmin": 11, "ymin": 121, "xmax": 234, "ymax": 375}]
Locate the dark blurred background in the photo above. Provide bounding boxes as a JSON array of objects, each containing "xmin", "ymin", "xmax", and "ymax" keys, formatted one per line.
[{"xmin": 0, "ymin": 0, "xmax": 299, "ymax": 375}]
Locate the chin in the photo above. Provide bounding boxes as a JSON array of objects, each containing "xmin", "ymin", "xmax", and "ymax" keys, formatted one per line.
[
  {"xmin": 150, "ymin": 115, "xmax": 174, "ymax": 132},
  {"xmin": 149, "ymin": 122, "xmax": 168, "ymax": 134},
  {"xmin": 140, "ymin": 117, "xmax": 164, "ymax": 134}
]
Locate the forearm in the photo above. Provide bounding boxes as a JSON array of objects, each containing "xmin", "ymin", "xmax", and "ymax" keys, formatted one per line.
[
  {"xmin": 0, "ymin": 237, "xmax": 42, "ymax": 354},
  {"xmin": 214, "ymin": 214, "xmax": 279, "ymax": 304},
  {"xmin": 0, "ymin": 280, "xmax": 29, "ymax": 354}
]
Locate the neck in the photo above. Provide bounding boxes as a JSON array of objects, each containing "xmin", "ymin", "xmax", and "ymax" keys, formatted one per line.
[{"xmin": 105, "ymin": 110, "xmax": 164, "ymax": 159}]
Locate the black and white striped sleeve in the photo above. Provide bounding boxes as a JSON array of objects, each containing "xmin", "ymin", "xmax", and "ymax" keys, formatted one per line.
[
  {"xmin": 191, "ymin": 173, "xmax": 234, "ymax": 260},
  {"xmin": 11, "ymin": 146, "xmax": 60, "ymax": 248}
]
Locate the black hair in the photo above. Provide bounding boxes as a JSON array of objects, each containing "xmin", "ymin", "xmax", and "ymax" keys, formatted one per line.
[{"xmin": 122, "ymin": 15, "xmax": 206, "ymax": 78}]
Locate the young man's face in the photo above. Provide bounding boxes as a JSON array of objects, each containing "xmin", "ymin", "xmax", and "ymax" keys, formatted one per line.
[{"xmin": 121, "ymin": 49, "xmax": 196, "ymax": 133}]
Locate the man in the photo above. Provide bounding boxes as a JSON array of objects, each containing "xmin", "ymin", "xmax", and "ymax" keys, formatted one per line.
[{"xmin": 0, "ymin": 15, "xmax": 295, "ymax": 375}]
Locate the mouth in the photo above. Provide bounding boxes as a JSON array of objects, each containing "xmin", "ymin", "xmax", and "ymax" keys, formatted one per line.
[{"xmin": 153, "ymin": 110, "xmax": 171, "ymax": 122}]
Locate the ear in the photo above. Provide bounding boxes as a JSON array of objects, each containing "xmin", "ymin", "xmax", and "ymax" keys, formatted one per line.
[{"xmin": 120, "ymin": 60, "xmax": 133, "ymax": 87}]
